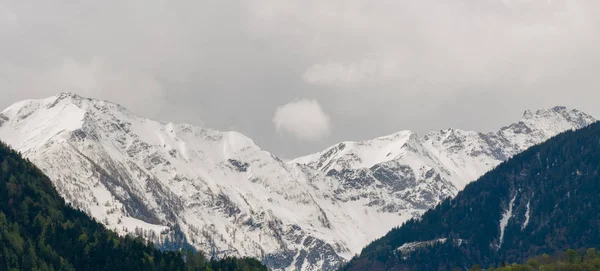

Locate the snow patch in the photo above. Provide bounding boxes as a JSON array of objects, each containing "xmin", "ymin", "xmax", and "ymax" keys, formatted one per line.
[
  {"xmin": 499, "ymin": 195, "xmax": 516, "ymax": 249},
  {"xmin": 398, "ymin": 238, "xmax": 448, "ymax": 253},
  {"xmin": 522, "ymin": 200, "xmax": 531, "ymax": 230},
  {"xmin": 397, "ymin": 238, "xmax": 466, "ymax": 255}
]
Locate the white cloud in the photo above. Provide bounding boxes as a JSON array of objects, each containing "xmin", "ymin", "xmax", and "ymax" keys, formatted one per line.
[{"xmin": 272, "ymin": 99, "xmax": 331, "ymax": 141}]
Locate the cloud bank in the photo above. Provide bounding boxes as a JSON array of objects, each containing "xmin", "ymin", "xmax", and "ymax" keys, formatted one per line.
[{"xmin": 1, "ymin": 0, "xmax": 600, "ymax": 157}]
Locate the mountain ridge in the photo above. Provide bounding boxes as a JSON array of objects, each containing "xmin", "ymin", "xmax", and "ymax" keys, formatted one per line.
[
  {"xmin": 342, "ymin": 119, "xmax": 600, "ymax": 271},
  {"xmin": 0, "ymin": 92, "xmax": 595, "ymax": 271},
  {"xmin": 293, "ymin": 105, "xmax": 595, "ymax": 189}
]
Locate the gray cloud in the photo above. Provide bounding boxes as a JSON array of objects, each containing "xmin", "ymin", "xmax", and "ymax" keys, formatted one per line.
[{"xmin": 1, "ymin": 0, "xmax": 599, "ymax": 158}]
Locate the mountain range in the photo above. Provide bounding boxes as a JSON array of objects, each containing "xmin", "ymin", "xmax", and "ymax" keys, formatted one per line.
[
  {"xmin": 343, "ymin": 115, "xmax": 600, "ymax": 270},
  {"xmin": 0, "ymin": 93, "xmax": 595, "ymax": 270}
]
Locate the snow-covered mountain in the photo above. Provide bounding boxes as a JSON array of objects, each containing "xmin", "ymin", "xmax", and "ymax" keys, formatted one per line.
[
  {"xmin": 0, "ymin": 93, "xmax": 595, "ymax": 271},
  {"xmin": 294, "ymin": 106, "xmax": 596, "ymax": 191}
]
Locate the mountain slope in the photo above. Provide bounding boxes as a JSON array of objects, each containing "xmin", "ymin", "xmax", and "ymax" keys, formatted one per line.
[
  {"xmin": 0, "ymin": 93, "xmax": 594, "ymax": 271},
  {"xmin": 0, "ymin": 93, "xmax": 397, "ymax": 271},
  {"xmin": 291, "ymin": 106, "xmax": 595, "ymax": 226},
  {"xmin": 343, "ymin": 120, "xmax": 600, "ymax": 271},
  {"xmin": 0, "ymin": 140, "xmax": 267, "ymax": 271},
  {"xmin": 294, "ymin": 106, "xmax": 595, "ymax": 190}
]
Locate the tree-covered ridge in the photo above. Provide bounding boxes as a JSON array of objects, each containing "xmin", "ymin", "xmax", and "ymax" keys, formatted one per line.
[
  {"xmin": 0, "ymin": 141, "xmax": 266, "ymax": 271},
  {"xmin": 467, "ymin": 248, "xmax": 600, "ymax": 271},
  {"xmin": 343, "ymin": 121, "xmax": 600, "ymax": 270}
]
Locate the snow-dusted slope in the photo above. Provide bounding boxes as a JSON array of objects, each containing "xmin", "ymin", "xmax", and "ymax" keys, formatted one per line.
[
  {"xmin": 294, "ymin": 106, "xmax": 596, "ymax": 191},
  {"xmin": 0, "ymin": 93, "xmax": 595, "ymax": 271},
  {"xmin": 0, "ymin": 93, "xmax": 403, "ymax": 271}
]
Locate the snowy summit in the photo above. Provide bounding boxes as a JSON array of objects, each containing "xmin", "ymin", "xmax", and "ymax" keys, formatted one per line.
[{"xmin": 0, "ymin": 93, "xmax": 595, "ymax": 271}]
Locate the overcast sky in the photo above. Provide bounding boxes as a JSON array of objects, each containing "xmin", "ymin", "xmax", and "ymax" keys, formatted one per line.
[{"xmin": 1, "ymin": 0, "xmax": 600, "ymax": 158}]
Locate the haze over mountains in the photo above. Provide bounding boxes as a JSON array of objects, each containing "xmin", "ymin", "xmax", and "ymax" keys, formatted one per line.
[{"xmin": 0, "ymin": 93, "xmax": 595, "ymax": 270}]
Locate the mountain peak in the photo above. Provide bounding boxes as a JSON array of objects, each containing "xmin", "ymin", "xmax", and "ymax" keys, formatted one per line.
[
  {"xmin": 520, "ymin": 105, "xmax": 591, "ymax": 121},
  {"xmin": 535, "ymin": 105, "xmax": 567, "ymax": 115},
  {"xmin": 373, "ymin": 130, "xmax": 414, "ymax": 142},
  {"xmin": 297, "ymin": 105, "xmax": 596, "ymax": 191},
  {"xmin": 345, "ymin": 121, "xmax": 600, "ymax": 270},
  {"xmin": 0, "ymin": 94, "xmax": 365, "ymax": 271},
  {"xmin": 511, "ymin": 106, "xmax": 595, "ymax": 133},
  {"xmin": 56, "ymin": 92, "xmax": 82, "ymax": 99},
  {"xmin": 519, "ymin": 106, "xmax": 594, "ymax": 129},
  {"xmin": 49, "ymin": 92, "xmax": 91, "ymax": 107}
]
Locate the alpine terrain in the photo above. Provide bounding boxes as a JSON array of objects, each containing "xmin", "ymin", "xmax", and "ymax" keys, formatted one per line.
[
  {"xmin": 0, "ymin": 139, "xmax": 267, "ymax": 271},
  {"xmin": 0, "ymin": 93, "xmax": 594, "ymax": 270},
  {"xmin": 342, "ymin": 116, "xmax": 600, "ymax": 271}
]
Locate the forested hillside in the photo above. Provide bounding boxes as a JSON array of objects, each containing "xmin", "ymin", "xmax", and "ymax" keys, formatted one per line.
[
  {"xmin": 0, "ymin": 141, "xmax": 266, "ymax": 271},
  {"xmin": 470, "ymin": 248, "xmax": 600, "ymax": 271},
  {"xmin": 343, "ymin": 121, "xmax": 600, "ymax": 270}
]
